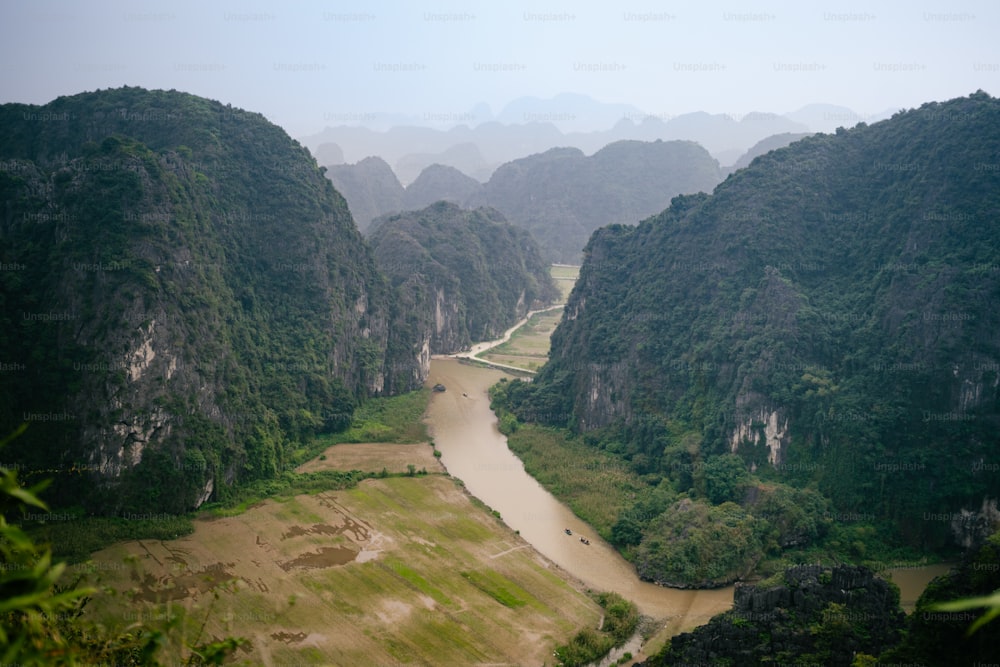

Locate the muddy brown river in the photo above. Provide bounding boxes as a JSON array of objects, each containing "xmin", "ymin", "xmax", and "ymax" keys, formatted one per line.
[
  {"xmin": 423, "ymin": 357, "xmax": 951, "ymax": 641},
  {"xmin": 424, "ymin": 357, "xmax": 734, "ymax": 635}
]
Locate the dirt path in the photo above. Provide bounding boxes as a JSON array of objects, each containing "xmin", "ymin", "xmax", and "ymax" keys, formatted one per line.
[{"xmin": 446, "ymin": 303, "xmax": 564, "ymax": 374}]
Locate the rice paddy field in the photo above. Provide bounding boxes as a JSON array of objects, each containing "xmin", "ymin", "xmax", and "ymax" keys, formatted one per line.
[
  {"xmin": 479, "ymin": 265, "xmax": 579, "ymax": 373},
  {"xmin": 77, "ymin": 444, "xmax": 603, "ymax": 666}
]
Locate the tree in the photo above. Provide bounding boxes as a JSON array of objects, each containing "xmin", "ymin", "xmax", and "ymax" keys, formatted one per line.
[{"xmin": 702, "ymin": 454, "xmax": 750, "ymax": 505}]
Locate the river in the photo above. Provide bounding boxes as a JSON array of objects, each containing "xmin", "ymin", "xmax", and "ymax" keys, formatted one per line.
[
  {"xmin": 423, "ymin": 357, "xmax": 735, "ymax": 638},
  {"xmin": 422, "ymin": 300, "xmax": 951, "ymax": 654}
]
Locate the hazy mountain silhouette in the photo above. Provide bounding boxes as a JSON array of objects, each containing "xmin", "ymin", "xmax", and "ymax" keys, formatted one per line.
[
  {"xmin": 328, "ymin": 139, "xmax": 722, "ymax": 261},
  {"xmin": 300, "ymin": 94, "xmax": 879, "ymax": 182},
  {"xmin": 725, "ymin": 132, "xmax": 815, "ymax": 176}
]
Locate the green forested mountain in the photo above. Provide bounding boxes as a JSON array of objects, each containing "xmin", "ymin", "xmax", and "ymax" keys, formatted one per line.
[
  {"xmin": 324, "ymin": 139, "xmax": 722, "ymax": 262},
  {"xmin": 0, "ymin": 87, "xmax": 422, "ymax": 514},
  {"xmin": 473, "ymin": 139, "xmax": 722, "ymax": 263},
  {"xmin": 496, "ymin": 92, "xmax": 1000, "ymax": 584},
  {"xmin": 368, "ymin": 202, "xmax": 560, "ymax": 355},
  {"xmin": 325, "ymin": 155, "xmax": 405, "ymax": 231}
]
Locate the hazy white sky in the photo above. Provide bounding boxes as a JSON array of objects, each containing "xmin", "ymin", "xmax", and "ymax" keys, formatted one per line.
[{"xmin": 1, "ymin": 0, "xmax": 997, "ymax": 136}]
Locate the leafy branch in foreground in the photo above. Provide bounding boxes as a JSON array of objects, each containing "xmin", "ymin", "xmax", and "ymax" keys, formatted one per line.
[
  {"xmin": 930, "ymin": 589, "xmax": 1000, "ymax": 636},
  {"xmin": 0, "ymin": 426, "xmax": 245, "ymax": 665}
]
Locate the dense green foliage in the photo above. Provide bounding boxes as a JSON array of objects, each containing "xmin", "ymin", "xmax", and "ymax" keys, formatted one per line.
[
  {"xmin": 553, "ymin": 591, "xmax": 638, "ymax": 667},
  {"xmin": 634, "ymin": 499, "xmax": 765, "ymax": 588},
  {"xmin": 499, "ymin": 92, "xmax": 1000, "ymax": 579},
  {"xmin": 308, "ymin": 387, "xmax": 431, "ymax": 447},
  {"xmin": 0, "ymin": 87, "xmax": 423, "ymax": 514},
  {"xmin": 368, "ymin": 202, "xmax": 560, "ymax": 353}
]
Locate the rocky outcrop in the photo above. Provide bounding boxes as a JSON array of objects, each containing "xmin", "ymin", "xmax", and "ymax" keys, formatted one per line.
[{"xmin": 646, "ymin": 565, "xmax": 906, "ymax": 666}]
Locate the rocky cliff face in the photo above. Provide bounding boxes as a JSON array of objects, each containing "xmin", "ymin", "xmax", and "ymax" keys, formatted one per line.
[
  {"xmin": 369, "ymin": 202, "xmax": 559, "ymax": 357},
  {"xmin": 0, "ymin": 87, "xmax": 424, "ymax": 513},
  {"xmin": 524, "ymin": 92, "xmax": 1000, "ymax": 549}
]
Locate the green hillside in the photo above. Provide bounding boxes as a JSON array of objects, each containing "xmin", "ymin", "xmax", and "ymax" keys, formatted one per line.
[
  {"xmin": 369, "ymin": 202, "xmax": 559, "ymax": 354},
  {"xmin": 495, "ymin": 92, "xmax": 1000, "ymax": 585},
  {"xmin": 0, "ymin": 87, "xmax": 421, "ymax": 514}
]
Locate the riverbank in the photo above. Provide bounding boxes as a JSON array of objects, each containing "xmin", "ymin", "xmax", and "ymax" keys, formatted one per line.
[{"xmin": 423, "ymin": 358, "xmax": 736, "ymax": 643}]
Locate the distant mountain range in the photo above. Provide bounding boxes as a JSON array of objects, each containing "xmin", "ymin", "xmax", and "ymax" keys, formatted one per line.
[
  {"xmin": 327, "ymin": 139, "xmax": 724, "ymax": 264},
  {"xmin": 303, "ymin": 94, "xmax": 895, "ymax": 184}
]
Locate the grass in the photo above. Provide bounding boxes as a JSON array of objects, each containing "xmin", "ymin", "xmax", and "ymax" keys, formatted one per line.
[
  {"xmin": 554, "ymin": 591, "xmax": 640, "ymax": 667},
  {"xmin": 481, "ymin": 308, "xmax": 563, "ymax": 371},
  {"xmin": 79, "ymin": 475, "xmax": 604, "ymax": 665},
  {"xmin": 292, "ymin": 388, "xmax": 431, "ymax": 464},
  {"xmin": 504, "ymin": 423, "xmax": 648, "ymax": 541},
  {"xmin": 461, "ymin": 568, "xmax": 533, "ymax": 608}
]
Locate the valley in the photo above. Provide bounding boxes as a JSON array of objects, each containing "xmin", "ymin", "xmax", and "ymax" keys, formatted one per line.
[
  {"xmin": 33, "ymin": 255, "xmax": 984, "ymax": 665},
  {"xmin": 3, "ymin": 87, "xmax": 999, "ymax": 665}
]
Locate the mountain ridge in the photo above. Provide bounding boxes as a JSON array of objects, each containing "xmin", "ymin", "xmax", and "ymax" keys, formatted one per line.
[
  {"xmin": 497, "ymin": 91, "xmax": 1000, "ymax": 583},
  {"xmin": 0, "ymin": 87, "xmax": 425, "ymax": 513}
]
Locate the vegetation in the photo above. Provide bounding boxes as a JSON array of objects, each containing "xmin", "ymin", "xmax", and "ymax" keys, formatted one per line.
[
  {"xmin": 0, "ymin": 429, "xmax": 243, "ymax": 664},
  {"xmin": 368, "ymin": 201, "xmax": 560, "ymax": 354},
  {"xmin": 0, "ymin": 87, "xmax": 425, "ymax": 515},
  {"xmin": 497, "ymin": 92, "xmax": 1000, "ymax": 582},
  {"xmin": 302, "ymin": 388, "xmax": 430, "ymax": 450},
  {"xmin": 634, "ymin": 499, "xmax": 765, "ymax": 588},
  {"xmin": 553, "ymin": 591, "xmax": 639, "ymax": 667}
]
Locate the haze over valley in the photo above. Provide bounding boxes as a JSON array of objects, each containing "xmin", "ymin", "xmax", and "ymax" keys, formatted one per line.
[{"xmin": 1, "ymin": 2, "xmax": 999, "ymax": 665}]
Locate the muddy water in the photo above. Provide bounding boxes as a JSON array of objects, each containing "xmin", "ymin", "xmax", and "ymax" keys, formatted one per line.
[
  {"xmin": 883, "ymin": 563, "xmax": 953, "ymax": 611},
  {"xmin": 424, "ymin": 358, "xmax": 734, "ymax": 634}
]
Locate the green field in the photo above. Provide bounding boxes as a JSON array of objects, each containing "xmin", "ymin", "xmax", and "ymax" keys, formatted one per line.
[
  {"xmin": 504, "ymin": 423, "xmax": 647, "ymax": 541},
  {"xmin": 479, "ymin": 264, "xmax": 579, "ymax": 372},
  {"xmin": 78, "ymin": 476, "xmax": 604, "ymax": 665},
  {"xmin": 481, "ymin": 308, "xmax": 563, "ymax": 371}
]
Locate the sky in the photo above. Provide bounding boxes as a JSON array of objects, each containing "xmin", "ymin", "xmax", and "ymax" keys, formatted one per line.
[{"xmin": 1, "ymin": 0, "xmax": 997, "ymax": 137}]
